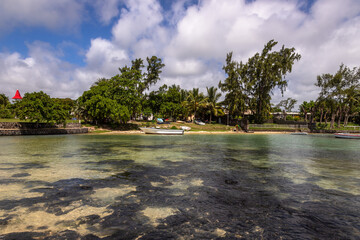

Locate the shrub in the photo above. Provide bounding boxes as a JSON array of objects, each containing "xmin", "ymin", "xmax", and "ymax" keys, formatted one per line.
[
  {"xmin": 170, "ymin": 126, "xmax": 177, "ymax": 129},
  {"xmin": 286, "ymin": 115, "xmax": 294, "ymax": 121},
  {"xmin": 293, "ymin": 116, "xmax": 301, "ymax": 121},
  {"xmin": 0, "ymin": 109, "xmax": 14, "ymax": 118}
]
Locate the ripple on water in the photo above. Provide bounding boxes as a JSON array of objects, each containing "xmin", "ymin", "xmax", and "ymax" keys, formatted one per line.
[{"xmin": 0, "ymin": 134, "xmax": 359, "ymax": 239}]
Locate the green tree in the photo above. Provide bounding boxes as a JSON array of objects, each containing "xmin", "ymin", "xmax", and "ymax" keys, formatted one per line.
[
  {"xmin": 299, "ymin": 101, "xmax": 311, "ymax": 122},
  {"xmin": 145, "ymin": 84, "xmax": 187, "ymax": 120},
  {"xmin": 276, "ymin": 97, "xmax": 297, "ymax": 120},
  {"xmin": 315, "ymin": 64, "xmax": 359, "ymax": 128},
  {"xmin": 118, "ymin": 56, "xmax": 165, "ymax": 118},
  {"xmin": 14, "ymin": 91, "xmax": 68, "ymax": 124},
  {"xmin": 0, "ymin": 93, "xmax": 12, "ymax": 118},
  {"xmin": 219, "ymin": 52, "xmax": 249, "ymax": 118},
  {"xmin": 77, "ymin": 77, "xmax": 132, "ymax": 124},
  {"xmin": 77, "ymin": 56, "xmax": 164, "ymax": 124},
  {"xmin": 186, "ymin": 88, "xmax": 206, "ymax": 122},
  {"xmin": 205, "ymin": 86, "xmax": 223, "ymax": 123},
  {"xmin": 0, "ymin": 93, "xmax": 10, "ymax": 109},
  {"xmin": 220, "ymin": 40, "xmax": 301, "ymax": 123}
]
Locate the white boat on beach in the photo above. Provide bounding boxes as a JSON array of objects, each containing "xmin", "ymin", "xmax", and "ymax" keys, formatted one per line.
[
  {"xmin": 140, "ymin": 127, "xmax": 184, "ymax": 135},
  {"xmin": 180, "ymin": 126, "xmax": 191, "ymax": 131},
  {"xmin": 290, "ymin": 132, "xmax": 308, "ymax": 135},
  {"xmin": 195, "ymin": 120, "xmax": 205, "ymax": 125},
  {"xmin": 334, "ymin": 133, "xmax": 360, "ymax": 139}
]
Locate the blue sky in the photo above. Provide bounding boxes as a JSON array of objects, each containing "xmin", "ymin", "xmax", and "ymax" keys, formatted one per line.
[{"xmin": 0, "ymin": 0, "xmax": 359, "ymax": 107}]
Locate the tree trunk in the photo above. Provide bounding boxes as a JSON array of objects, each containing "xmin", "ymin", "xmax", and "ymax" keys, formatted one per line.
[
  {"xmin": 304, "ymin": 111, "xmax": 308, "ymax": 122},
  {"xmin": 319, "ymin": 108, "xmax": 324, "ymax": 124},
  {"xmin": 330, "ymin": 112, "xmax": 336, "ymax": 129},
  {"xmin": 344, "ymin": 113, "xmax": 349, "ymax": 126},
  {"xmin": 310, "ymin": 108, "xmax": 315, "ymax": 124},
  {"xmin": 344, "ymin": 107, "xmax": 350, "ymax": 126},
  {"xmin": 324, "ymin": 111, "xmax": 328, "ymax": 125},
  {"xmin": 337, "ymin": 106, "xmax": 342, "ymax": 127},
  {"xmin": 209, "ymin": 113, "xmax": 212, "ymax": 123}
]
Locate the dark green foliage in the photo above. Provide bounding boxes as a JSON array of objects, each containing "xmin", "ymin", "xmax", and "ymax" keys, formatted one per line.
[
  {"xmin": 315, "ymin": 64, "xmax": 360, "ymax": 128},
  {"xmin": 220, "ymin": 40, "xmax": 301, "ymax": 123},
  {"xmin": 145, "ymin": 84, "xmax": 188, "ymax": 120},
  {"xmin": 186, "ymin": 88, "xmax": 206, "ymax": 122},
  {"xmin": 205, "ymin": 87, "xmax": 223, "ymax": 122},
  {"xmin": 14, "ymin": 91, "xmax": 70, "ymax": 124},
  {"xmin": 0, "ymin": 93, "xmax": 10, "ymax": 109},
  {"xmin": 276, "ymin": 98, "xmax": 297, "ymax": 112},
  {"xmin": 77, "ymin": 56, "xmax": 164, "ymax": 124},
  {"xmin": 0, "ymin": 93, "xmax": 13, "ymax": 118}
]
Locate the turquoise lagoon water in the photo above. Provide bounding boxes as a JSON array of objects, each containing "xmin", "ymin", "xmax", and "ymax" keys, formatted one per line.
[{"xmin": 0, "ymin": 134, "xmax": 359, "ymax": 239}]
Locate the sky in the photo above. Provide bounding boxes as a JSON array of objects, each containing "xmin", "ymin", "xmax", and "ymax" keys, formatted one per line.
[{"xmin": 0, "ymin": 0, "xmax": 360, "ymax": 108}]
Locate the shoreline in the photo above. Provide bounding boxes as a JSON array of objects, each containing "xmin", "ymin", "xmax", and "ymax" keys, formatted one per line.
[{"xmin": 95, "ymin": 130, "xmax": 295, "ymax": 135}]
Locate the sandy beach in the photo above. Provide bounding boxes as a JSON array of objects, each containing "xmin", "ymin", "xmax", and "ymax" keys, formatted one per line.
[{"xmin": 95, "ymin": 130, "xmax": 291, "ymax": 135}]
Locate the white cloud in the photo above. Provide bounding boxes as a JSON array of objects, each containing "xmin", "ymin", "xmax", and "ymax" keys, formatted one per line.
[
  {"xmin": 1, "ymin": 0, "xmax": 360, "ymax": 106},
  {"xmin": 112, "ymin": 0, "xmax": 163, "ymax": 49},
  {"xmin": 0, "ymin": 0, "xmax": 84, "ymax": 33},
  {"xmin": 85, "ymin": 38, "xmax": 129, "ymax": 75},
  {"xmin": 92, "ymin": 0, "xmax": 123, "ymax": 24}
]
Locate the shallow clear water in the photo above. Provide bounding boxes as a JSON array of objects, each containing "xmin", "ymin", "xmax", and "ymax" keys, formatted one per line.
[{"xmin": 0, "ymin": 134, "xmax": 359, "ymax": 239}]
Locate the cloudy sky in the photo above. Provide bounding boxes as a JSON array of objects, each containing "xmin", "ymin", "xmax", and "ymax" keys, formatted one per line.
[{"xmin": 1, "ymin": 0, "xmax": 360, "ymax": 107}]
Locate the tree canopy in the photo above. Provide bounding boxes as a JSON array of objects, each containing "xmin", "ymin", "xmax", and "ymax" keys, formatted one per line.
[
  {"xmin": 77, "ymin": 56, "xmax": 165, "ymax": 124},
  {"xmin": 220, "ymin": 40, "xmax": 301, "ymax": 123},
  {"xmin": 14, "ymin": 91, "xmax": 71, "ymax": 124},
  {"xmin": 315, "ymin": 64, "xmax": 360, "ymax": 128}
]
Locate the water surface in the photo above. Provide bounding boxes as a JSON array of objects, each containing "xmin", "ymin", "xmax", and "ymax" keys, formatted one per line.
[{"xmin": 0, "ymin": 134, "xmax": 359, "ymax": 239}]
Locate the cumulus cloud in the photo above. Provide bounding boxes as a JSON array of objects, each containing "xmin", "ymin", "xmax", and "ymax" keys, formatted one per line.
[
  {"xmin": 0, "ymin": 0, "xmax": 84, "ymax": 34},
  {"xmin": 0, "ymin": 43, "xmax": 76, "ymax": 98},
  {"xmin": 112, "ymin": 0, "xmax": 164, "ymax": 49},
  {"xmin": 165, "ymin": 0, "xmax": 360, "ymax": 105},
  {"xmin": 85, "ymin": 38, "xmax": 129, "ymax": 75},
  {"xmin": 91, "ymin": 0, "xmax": 123, "ymax": 25},
  {"xmin": 1, "ymin": 0, "xmax": 360, "ymax": 107}
]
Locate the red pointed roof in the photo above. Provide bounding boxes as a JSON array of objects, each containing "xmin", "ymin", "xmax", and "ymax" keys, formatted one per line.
[{"xmin": 12, "ymin": 89, "xmax": 22, "ymax": 99}]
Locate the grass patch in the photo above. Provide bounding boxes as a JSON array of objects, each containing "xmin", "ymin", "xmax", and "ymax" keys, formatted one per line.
[
  {"xmin": 91, "ymin": 130, "xmax": 111, "ymax": 134},
  {"xmin": 0, "ymin": 118, "xmax": 29, "ymax": 123}
]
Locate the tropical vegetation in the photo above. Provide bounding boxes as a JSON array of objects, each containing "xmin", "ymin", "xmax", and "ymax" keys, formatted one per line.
[{"xmin": 1, "ymin": 39, "xmax": 359, "ymax": 130}]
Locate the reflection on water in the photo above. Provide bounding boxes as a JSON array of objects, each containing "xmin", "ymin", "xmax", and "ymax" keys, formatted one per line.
[{"xmin": 0, "ymin": 134, "xmax": 359, "ymax": 239}]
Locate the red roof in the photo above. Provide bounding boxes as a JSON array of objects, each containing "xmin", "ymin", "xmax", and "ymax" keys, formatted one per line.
[{"xmin": 12, "ymin": 89, "xmax": 22, "ymax": 99}]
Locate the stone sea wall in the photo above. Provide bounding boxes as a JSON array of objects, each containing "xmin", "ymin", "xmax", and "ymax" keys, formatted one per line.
[
  {"xmin": 0, "ymin": 122, "xmax": 88, "ymax": 136},
  {"xmin": 0, "ymin": 122, "xmax": 82, "ymax": 129}
]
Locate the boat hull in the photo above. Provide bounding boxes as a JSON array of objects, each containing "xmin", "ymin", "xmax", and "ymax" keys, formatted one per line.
[
  {"xmin": 140, "ymin": 128, "xmax": 184, "ymax": 135},
  {"xmin": 334, "ymin": 133, "xmax": 360, "ymax": 139},
  {"xmin": 290, "ymin": 132, "xmax": 308, "ymax": 135}
]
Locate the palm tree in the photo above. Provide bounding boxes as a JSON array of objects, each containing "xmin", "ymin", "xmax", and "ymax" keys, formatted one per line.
[
  {"xmin": 186, "ymin": 88, "xmax": 206, "ymax": 122},
  {"xmin": 205, "ymin": 87, "xmax": 223, "ymax": 123},
  {"xmin": 299, "ymin": 101, "xmax": 310, "ymax": 122}
]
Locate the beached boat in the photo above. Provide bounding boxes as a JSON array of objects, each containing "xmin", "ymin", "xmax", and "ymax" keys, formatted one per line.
[
  {"xmin": 334, "ymin": 133, "xmax": 360, "ymax": 139},
  {"xmin": 290, "ymin": 132, "xmax": 308, "ymax": 135},
  {"xmin": 140, "ymin": 127, "xmax": 184, "ymax": 135},
  {"xmin": 180, "ymin": 126, "xmax": 191, "ymax": 131},
  {"xmin": 195, "ymin": 120, "xmax": 205, "ymax": 125}
]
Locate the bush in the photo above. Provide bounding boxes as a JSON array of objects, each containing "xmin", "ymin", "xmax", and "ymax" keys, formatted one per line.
[
  {"xmin": 286, "ymin": 115, "xmax": 294, "ymax": 121},
  {"xmin": 293, "ymin": 116, "xmax": 301, "ymax": 121},
  {"xmin": 316, "ymin": 123, "xmax": 328, "ymax": 130},
  {"xmin": 170, "ymin": 126, "xmax": 178, "ymax": 129},
  {"xmin": 0, "ymin": 109, "xmax": 14, "ymax": 118}
]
